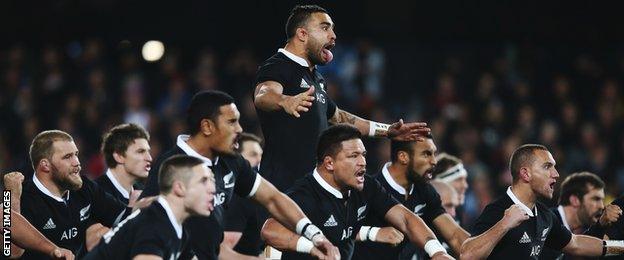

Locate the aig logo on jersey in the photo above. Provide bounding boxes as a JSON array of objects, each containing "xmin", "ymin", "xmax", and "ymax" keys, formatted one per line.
[{"xmin": 61, "ymin": 227, "xmax": 78, "ymax": 240}]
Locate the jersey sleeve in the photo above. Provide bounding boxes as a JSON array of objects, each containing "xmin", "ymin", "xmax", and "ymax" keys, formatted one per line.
[
  {"xmin": 326, "ymin": 96, "xmax": 337, "ymax": 120},
  {"xmin": 255, "ymin": 61, "xmax": 290, "ymax": 86},
  {"xmin": 286, "ymin": 184, "xmax": 315, "ymax": 215},
  {"xmin": 87, "ymin": 178, "xmax": 129, "ymax": 227},
  {"xmin": 232, "ymin": 156, "xmax": 261, "ymax": 198},
  {"xmin": 471, "ymin": 203, "xmax": 504, "ymax": 236},
  {"xmin": 364, "ymin": 176, "xmax": 399, "ymax": 217},
  {"xmin": 224, "ymin": 194, "xmax": 249, "ymax": 232},
  {"xmin": 129, "ymin": 226, "xmax": 166, "ymax": 258},
  {"xmin": 423, "ymin": 184, "xmax": 447, "ymax": 224},
  {"xmin": 544, "ymin": 211, "xmax": 573, "ymax": 250}
]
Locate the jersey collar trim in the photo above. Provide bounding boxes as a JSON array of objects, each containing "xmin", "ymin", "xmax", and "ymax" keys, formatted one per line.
[
  {"xmin": 157, "ymin": 196, "xmax": 183, "ymax": 239},
  {"xmin": 106, "ymin": 169, "xmax": 131, "ymax": 199},
  {"xmin": 557, "ymin": 205, "xmax": 571, "ymax": 230},
  {"xmin": 176, "ymin": 134, "xmax": 219, "ymax": 166},
  {"xmin": 506, "ymin": 186, "xmax": 537, "ymax": 217},
  {"xmin": 313, "ymin": 168, "xmax": 346, "ymax": 199},
  {"xmin": 33, "ymin": 173, "xmax": 68, "ymax": 202},
  {"xmin": 381, "ymin": 162, "xmax": 414, "ymax": 195},
  {"xmin": 278, "ymin": 48, "xmax": 310, "ymax": 67}
]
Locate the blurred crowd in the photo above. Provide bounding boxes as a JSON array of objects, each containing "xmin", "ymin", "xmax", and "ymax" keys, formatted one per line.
[{"xmin": 2, "ymin": 39, "xmax": 624, "ymax": 228}]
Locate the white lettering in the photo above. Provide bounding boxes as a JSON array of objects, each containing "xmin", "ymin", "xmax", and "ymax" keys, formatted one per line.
[
  {"xmin": 214, "ymin": 193, "xmax": 226, "ymax": 206},
  {"xmin": 341, "ymin": 227, "xmax": 353, "ymax": 240},
  {"xmin": 60, "ymin": 227, "xmax": 78, "ymax": 240}
]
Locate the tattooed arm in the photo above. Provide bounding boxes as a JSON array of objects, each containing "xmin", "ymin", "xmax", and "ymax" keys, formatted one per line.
[{"xmin": 329, "ymin": 108, "xmax": 430, "ymax": 140}]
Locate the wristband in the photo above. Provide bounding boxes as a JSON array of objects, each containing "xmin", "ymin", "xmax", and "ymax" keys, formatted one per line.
[
  {"xmin": 604, "ymin": 240, "xmax": 624, "ymax": 256},
  {"xmin": 369, "ymin": 122, "xmax": 390, "ymax": 137},
  {"xmin": 296, "ymin": 237, "xmax": 314, "ymax": 254},
  {"xmin": 424, "ymin": 239, "xmax": 447, "ymax": 257},
  {"xmin": 358, "ymin": 226, "xmax": 381, "ymax": 242},
  {"xmin": 296, "ymin": 218, "xmax": 312, "ymax": 235}
]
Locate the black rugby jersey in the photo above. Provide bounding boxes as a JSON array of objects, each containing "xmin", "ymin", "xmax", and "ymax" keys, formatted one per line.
[
  {"xmin": 281, "ymin": 169, "xmax": 398, "ymax": 260},
  {"xmin": 224, "ymin": 193, "xmax": 265, "ymax": 255},
  {"xmin": 472, "ymin": 187, "xmax": 572, "ymax": 260},
  {"xmin": 255, "ymin": 49, "xmax": 337, "ymax": 192},
  {"xmin": 142, "ymin": 135, "xmax": 261, "ymax": 260},
  {"xmin": 606, "ymin": 195, "xmax": 624, "ymax": 240},
  {"xmin": 20, "ymin": 174, "xmax": 128, "ymax": 259},
  {"xmin": 83, "ymin": 197, "xmax": 194, "ymax": 260},
  {"xmin": 354, "ymin": 162, "xmax": 446, "ymax": 260},
  {"xmin": 95, "ymin": 169, "xmax": 140, "ymax": 205}
]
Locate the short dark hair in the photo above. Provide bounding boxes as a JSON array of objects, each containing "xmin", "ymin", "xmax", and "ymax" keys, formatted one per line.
[
  {"xmin": 285, "ymin": 5, "xmax": 328, "ymax": 40},
  {"xmin": 158, "ymin": 155, "xmax": 205, "ymax": 194},
  {"xmin": 316, "ymin": 124, "xmax": 361, "ymax": 164},
  {"xmin": 187, "ymin": 90, "xmax": 235, "ymax": 135},
  {"xmin": 559, "ymin": 172, "xmax": 605, "ymax": 206},
  {"xmin": 236, "ymin": 132, "xmax": 263, "ymax": 153},
  {"xmin": 389, "ymin": 133, "xmax": 434, "ymax": 162},
  {"xmin": 101, "ymin": 123, "xmax": 150, "ymax": 168},
  {"xmin": 432, "ymin": 153, "xmax": 462, "ymax": 178},
  {"xmin": 29, "ymin": 130, "xmax": 73, "ymax": 170},
  {"xmin": 509, "ymin": 144, "xmax": 549, "ymax": 183}
]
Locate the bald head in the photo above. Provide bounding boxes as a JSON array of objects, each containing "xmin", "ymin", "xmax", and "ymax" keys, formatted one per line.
[{"xmin": 431, "ymin": 180, "xmax": 459, "ymax": 218}]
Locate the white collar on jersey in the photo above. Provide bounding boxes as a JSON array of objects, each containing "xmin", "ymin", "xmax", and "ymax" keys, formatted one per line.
[
  {"xmin": 278, "ymin": 48, "xmax": 310, "ymax": 67},
  {"xmin": 506, "ymin": 186, "xmax": 537, "ymax": 217},
  {"xmin": 176, "ymin": 134, "xmax": 219, "ymax": 167},
  {"xmin": 106, "ymin": 169, "xmax": 132, "ymax": 199},
  {"xmin": 33, "ymin": 173, "xmax": 69, "ymax": 202},
  {"xmin": 381, "ymin": 162, "xmax": 414, "ymax": 195},
  {"xmin": 157, "ymin": 196, "xmax": 183, "ymax": 239},
  {"xmin": 557, "ymin": 205, "xmax": 571, "ymax": 231},
  {"xmin": 313, "ymin": 168, "xmax": 348, "ymax": 199}
]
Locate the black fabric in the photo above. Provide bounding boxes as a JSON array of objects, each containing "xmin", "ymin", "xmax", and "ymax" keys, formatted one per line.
[
  {"xmin": 94, "ymin": 173, "xmax": 135, "ymax": 205},
  {"xmin": 19, "ymin": 176, "xmax": 127, "ymax": 259},
  {"xmin": 280, "ymin": 173, "xmax": 398, "ymax": 260},
  {"xmin": 255, "ymin": 52, "xmax": 337, "ymax": 192},
  {"xmin": 354, "ymin": 168, "xmax": 447, "ymax": 260},
  {"xmin": 141, "ymin": 144, "xmax": 259, "ymax": 260},
  {"xmin": 224, "ymin": 194, "xmax": 265, "ymax": 255},
  {"xmin": 471, "ymin": 195, "xmax": 572, "ymax": 260},
  {"xmin": 606, "ymin": 195, "xmax": 624, "ymax": 240},
  {"xmin": 83, "ymin": 202, "xmax": 194, "ymax": 260}
]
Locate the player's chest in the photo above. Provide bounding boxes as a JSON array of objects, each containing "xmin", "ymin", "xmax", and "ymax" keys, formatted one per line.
[
  {"xmin": 35, "ymin": 198, "xmax": 92, "ymax": 243},
  {"xmin": 312, "ymin": 197, "xmax": 368, "ymax": 242},
  {"xmin": 501, "ymin": 217, "xmax": 552, "ymax": 258},
  {"xmin": 212, "ymin": 166, "xmax": 236, "ymax": 208}
]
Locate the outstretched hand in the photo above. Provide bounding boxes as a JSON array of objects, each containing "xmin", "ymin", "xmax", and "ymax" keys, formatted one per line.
[
  {"xmin": 386, "ymin": 119, "xmax": 430, "ymax": 141},
  {"xmin": 279, "ymin": 86, "xmax": 316, "ymax": 118}
]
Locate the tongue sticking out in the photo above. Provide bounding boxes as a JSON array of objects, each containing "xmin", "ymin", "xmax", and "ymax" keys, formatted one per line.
[{"xmin": 322, "ymin": 48, "xmax": 334, "ymax": 63}]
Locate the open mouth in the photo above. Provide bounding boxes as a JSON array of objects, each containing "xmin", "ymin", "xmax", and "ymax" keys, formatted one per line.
[
  {"xmin": 321, "ymin": 43, "xmax": 335, "ymax": 63},
  {"xmin": 549, "ymin": 181, "xmax": 556, "ymax": 190},
  {"xmin": 355, "ymin": 169, "xmax": 366, "ymax": 183},
  {"xmin": 424, "ymin": 169, "xmax": 433, "ymax": 180}
]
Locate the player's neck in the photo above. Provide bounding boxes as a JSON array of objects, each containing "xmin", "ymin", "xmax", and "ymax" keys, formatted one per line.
[
  {"xmin": 35, "ymin": 171, "xmax": 68, "ymax": 198},
  {"xmin": 562, "ymin": 206, "xmax": 583, "ymax": 233},
  {"xmin": 187, "ymin": 135, "xmax": 216, "ymax": 161},
  {"xmin": 109, "ymin": 167, "xmax": 136, "ymax": 195},
  {"xmin": 510, "ymin": 184, "xmax": 536, "ymax": 209},
  {"xmin": 284, "ymin": 43, "xmax": 314, "ymax": 71},
  {"xmin": 163, "ymin": 195, "xmax": 188, "ymax": 225},
  {"xmin": 388, "ymin": 163, "xmax": 411, "ymax": 191}
]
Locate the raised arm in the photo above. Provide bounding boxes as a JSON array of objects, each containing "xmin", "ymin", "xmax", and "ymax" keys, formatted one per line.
[
  {"xmin": 384, "ymin": 204, "xmax": 453, "ymax": 259},
  {"xmin": 432, "ymin": 214, "xmax": 470, "ymax": 255},
  {"xmin": 460, "ymin": 205, "xmax": 528, "ymax": 259},
  {"xmin": 329, "ymin": 108, "xmax": 430, "ymax": 141},
  {"xmin": 254, "ymin": 81, "xmax": 316, "ymax": 117}
]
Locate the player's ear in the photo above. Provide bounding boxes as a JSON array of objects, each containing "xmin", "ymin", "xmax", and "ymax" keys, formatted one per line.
[
  {"xmin": 398, "ymin": 151, "xmax": 409, "ymax": 165},
  {"xmin": 112, "ymin": 152, "xmax": 125, "ymax": 165},
  {"xmin": 200, "ymin": 118, "xmax": 215, "ymax": 136},
  {"xmin": 324, "ymin": 156, "xmax": 334, "ymax": 171},
  {"xmin": 519, "ymin": 167, "xmax": 531, "ymax": 183},
  {"xmin": 172, "ymin": 180, "xmax": 186, "ymax": 197},
  {"xmin": 296, "ymin": 27, "xmax": 307, "ymax": 42},
  {"xmin": 570, "ymin": 195, "xmax": 581, "ymax": 207},
  {"xmin": 40, "ymin": 158, "xmax": 51, "ymax": 172}
]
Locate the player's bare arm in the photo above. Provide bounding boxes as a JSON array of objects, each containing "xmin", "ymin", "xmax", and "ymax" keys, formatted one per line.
[
  {"xmin": 330, "ymin": 108, "xmax": 430, "ymax": 141},
  {"xmin": 261, "ymin": 218, "xmax": 340, "ymax": 259},
  {"xmin": 254, "ymin": 81, "xmax": 315, "ymax": 117},
  {"xmin": 432, "ymin": 214, "xmax": 470, "ymax": 255},
  {"xmin": 562, "ymin": 234, "xmax": 624, "ymax": 257}
]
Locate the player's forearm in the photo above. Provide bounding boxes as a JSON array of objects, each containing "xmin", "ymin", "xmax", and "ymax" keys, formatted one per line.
[
  {"xmin": 218, "ymin": 244, "xmax": 263, "ymax": 260},
  {"xmin": 11, "ymin": 210, "xmax": 54, "ymax": 257},
  {"xmin": 447, "ymin": 227, "xmax": 470, "ymax": 255},
  {"xmin": 403, "ymin": 213, "xmax": 437, "ymax": 248},
  {"xmin": 261, "ymin": 218, "xmax": 300, "ymax": 251},
  {"xmin": 254, "ymin": 88, "xmax": 286, "ymax": 112},
  {"xmin": 262, "ymin": 192, "xmax": 306, "ymax": 231},
  {"xmin": 562, "ymin": 235, "xmax": 603, "ymax": 257},
  {"xmin": 460, "ymin": 221, "xmax": 511, "ymax": 259},
  {"xmin": 329, "ymin": 109, "xmax": 371, "ymax": 135}
]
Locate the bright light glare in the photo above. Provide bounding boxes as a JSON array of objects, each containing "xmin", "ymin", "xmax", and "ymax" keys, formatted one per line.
[{"xmin": 142, "ymin": 40, "xmax": 165, "ymax": 62}]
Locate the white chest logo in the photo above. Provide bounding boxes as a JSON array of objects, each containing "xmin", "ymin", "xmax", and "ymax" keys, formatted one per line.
[
  {"xmin": 519, "ymin": 232, "xmax": 532, "ymax": 244},
  {"xmin": 357, "ymin": 205, "xmax": 367, "ymax": 221},
  {"xmin": 223, "ymin": 171, "xmax": 234, "ymax": 189},
  {"xmin": 80, "ymin": 204, "xmax": 91, "ymax": 221},
  {"xmin": 43, "ymin": 218, "xmax": 56, "ymax": 230},
  {"xmin": 300, "ymin": 79, "xmax": 310, "ymax": 89},
  {"xmin": 414, "ymin": 203, "xmax": 426, "ymax": 215},
  {"xmin": 324, "ymin": 215, "xmax": 338, "ymax": 227}
]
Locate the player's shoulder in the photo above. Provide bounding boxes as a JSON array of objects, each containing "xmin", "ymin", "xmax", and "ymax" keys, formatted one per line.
[
  {"xmin": 286, "ymin": 174, "xmax": 316, "ymax": 196},
  {"xmin": 483, "ymin": 195, "xmax": 514, "ymax": 214}
]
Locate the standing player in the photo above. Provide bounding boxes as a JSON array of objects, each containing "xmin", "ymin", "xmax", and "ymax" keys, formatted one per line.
[
  {"xmin": 353, "ymin": 138, "xmax": 470, "ymax": 259},
  {"xmin": 97, "ymin": 123, "xmax": 152, "ymax": 204},
  {"xmin": 221, "ymin": 133, "xmax": 266, "ymax": 258},
  {"xmin": 461, "ymin": 144, "xmax": 624, "ymax": 259},
  {"xmin": 141, "ymin": 90, "xmax": 339, "ymax": 260},
  {"xmin": 261, "ymin": 125, "xmax": 453, "ymax": 260},
  {"xmin": 84, "ymin": 155, "xmax": 217, "ymax": 260},
  {"xmin": 254, "ymin": 4, "xmax": 430, "ymax": 192},
  {"xmin": 86, "ymin": 123, "xmax": 153, "ymax": 250},
  {"xmin": 540, "ymin": 172, "xmax": 622, "ymax": 259},
  {"xmin": 16, "ymin": 130, "xmax": 153, "ymax": 259}
]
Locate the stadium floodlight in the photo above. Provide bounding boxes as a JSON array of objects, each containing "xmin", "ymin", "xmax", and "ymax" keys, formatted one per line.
[{"xmin": 141, "ymin": 40, "xmax": 165, "ymax": 62}]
